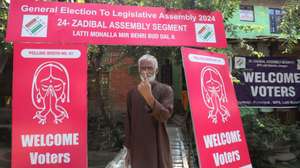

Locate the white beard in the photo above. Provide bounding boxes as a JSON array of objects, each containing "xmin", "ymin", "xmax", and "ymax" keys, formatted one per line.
[{"xmin": 140, "ymin": 74, "xmax": 156, "ymax": 81}]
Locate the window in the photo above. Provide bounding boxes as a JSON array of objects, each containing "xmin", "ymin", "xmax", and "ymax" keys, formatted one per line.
[
  {"xmin": 269, "ymin": 8, "xmax": 283, "ymax": 33},
  {"xmin": 240, "ymin": 5, "xmax": 255, "ymax": 22}
]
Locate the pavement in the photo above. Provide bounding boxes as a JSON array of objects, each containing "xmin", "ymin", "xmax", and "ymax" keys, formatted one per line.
[
  {"xmin": 0, "ymin": 147, "xmax": 9, "ymax": 168},
  {"xmin": 168, "ymin": 126, "xmax": 192, "ymax": 168}
]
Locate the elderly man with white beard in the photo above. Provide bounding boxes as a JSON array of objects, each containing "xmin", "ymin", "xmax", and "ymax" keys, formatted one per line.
[{"xmin": 124, "ymin": 54, "xmax": 174, "ymax": 168}]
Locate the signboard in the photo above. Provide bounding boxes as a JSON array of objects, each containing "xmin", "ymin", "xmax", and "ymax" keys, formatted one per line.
[
  {"xmin": 12, "ymin": 43, "xmax": 87, "ymax": 168},
  {"xmin": 181, "ymin": 47, "xmax": 252, "ymax": 168},
  {"xmin": 6, "ymin": 0, "xmax": 227, "ymax": 48},
  {"xmin": 233, "ymin": 56, "xmax": 300, "ymax": 107},
  {"xmin": 239, "ymin": 7, "xmax": 254, "ymax": 21}
]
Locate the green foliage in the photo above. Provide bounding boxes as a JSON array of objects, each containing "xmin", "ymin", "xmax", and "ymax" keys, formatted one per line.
[
  {"xmin": 110, "ymin": 121, "xmax": 124, "ymax": 149},
  {"xmin": 90, "ymin": 0, "xmax": 186, "ymax": 8},
  {"xmin": 0, "ymin": 0, "xmax": 12, "ymax": 57},
  {"xmin": 280, "ymin": 0, "xmax": 300, "ymax": 54},
  {"xmin": 242, "ymin": 114, "xmax": 296, "ymax": 168},
  {"xmin": 240, "ymin": 40, "xmax": 264, "ymax": 57}
]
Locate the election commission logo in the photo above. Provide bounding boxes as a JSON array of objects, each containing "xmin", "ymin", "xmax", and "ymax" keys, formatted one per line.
[
  {"xmin": 21, "ymin": 15, "xmax": 48, "ymax": 37},
  {"xmin": 234, "ymin": 57, "xmax": 246, "ymax": 69},
  {"xmin": 195, "ymin": 23, "xmax": 216, "ymax": 43}
]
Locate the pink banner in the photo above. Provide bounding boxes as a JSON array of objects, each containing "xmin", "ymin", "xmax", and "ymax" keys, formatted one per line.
[
  {"xmin": 12, "ymin": 43, "xmax": 87, "ymax": 168},
  {"xmin": 181, "ymin": 47, "xmax": 252, "ymax": 168},
  {"xmin": 6, "ymin": 0, "xmax": 226, "ymax": 48}
]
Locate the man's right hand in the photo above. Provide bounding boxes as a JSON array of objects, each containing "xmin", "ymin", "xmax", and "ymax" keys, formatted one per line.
[{"xmin": 138, "ymin": 72, "xmax": 155, "ymax": 108}]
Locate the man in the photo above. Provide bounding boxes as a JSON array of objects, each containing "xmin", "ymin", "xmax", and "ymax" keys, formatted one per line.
[{"xmin": 124, "ymin": 54, "xmax": 174, "ymax": 168}]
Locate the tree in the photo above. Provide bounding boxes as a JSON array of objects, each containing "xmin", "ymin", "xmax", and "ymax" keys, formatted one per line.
[
  {"xmin": 280, "ymin": 0, "xmax": 300, "ymax": 53},
  {"xmin": 0, "ymin": 0, "xmax": 12, "ymax": 58}
]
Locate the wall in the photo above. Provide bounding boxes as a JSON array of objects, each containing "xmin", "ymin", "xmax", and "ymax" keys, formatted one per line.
[
  {"xmin": 109, "ymin": 56, "xmax": 139, "ymax": 114},
  {"xmin": 227, "ymin": 5, "xmax": 271, "ymax": 39},
  {"xmin": 227, "ymin": 0, "xmax": 287, "ymax": 39}
]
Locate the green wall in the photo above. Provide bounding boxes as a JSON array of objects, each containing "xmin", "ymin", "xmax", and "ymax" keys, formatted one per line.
[{"xmin": 227, "ymin": 6, "xmax": 275, "ymax": 38}]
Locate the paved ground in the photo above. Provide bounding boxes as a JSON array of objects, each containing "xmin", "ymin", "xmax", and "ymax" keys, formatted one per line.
[
  {"xmin": 0, "ymin": 147, "xmax": 9, "ymax": 168},
  {"xmin": 168, "ymin": 126, "xmax": 192, "ymax": 168}
]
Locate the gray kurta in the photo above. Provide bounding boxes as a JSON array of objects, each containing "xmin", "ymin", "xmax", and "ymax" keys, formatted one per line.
[{"xmin": 124, "ymin": 81, "xmax": 174, "ymax": 168}]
